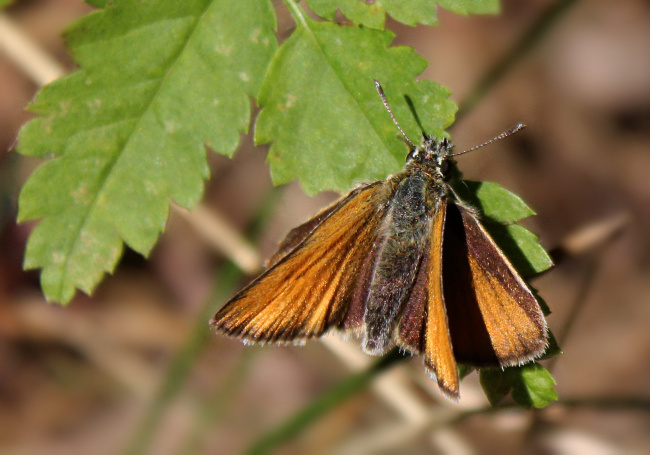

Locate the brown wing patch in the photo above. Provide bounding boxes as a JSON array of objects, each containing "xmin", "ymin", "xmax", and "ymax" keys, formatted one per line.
[
  {"xmin": 211, "ymin": 182, "xmax": 388, "ymax": 344},
  {"xmin": 458, "ymin": 205, "xmax": 548, "ymax": 366},
  {"xmin": 422, "ymin": 198, "xmax": 460, "ymax": 400},
  {"xmin": 394, "ymin": 247, "xmax": 428, "ymax": 354},
  {"xmin": 341, "ymin": 237, "xmax": 381, "ymax": 331}
]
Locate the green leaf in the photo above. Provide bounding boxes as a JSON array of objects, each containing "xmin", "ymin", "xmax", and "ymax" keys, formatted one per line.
[
  {"xmin": 256, "ymin": 15, "xmax": 456, "ymax": 194},
  {"xmin": 511, "ymin": 363, "xmax": 558, "ymax": 408},
  {"xmin": 0, "ymin": 0, "xmax": 12, "ymax": 8},
  {"xmin": 482, "ymin": 221, "xmax": 552, "ymax": 277},
  {"xmin": 480, "ymin": 363, "xmax": 558, "ymax": 408},
  {"xmin": 85, "ymin": 0, "xmax": 107, "ymax": 8},
  {"xmin": 307, "ymin": 0, "xmax": 500, "ymax": 29},
  {"xmin": 461, "ymin": 180, "xmax": 535, "ymax": 223},
  {"xmin": 437, "ymin": 0, "xmax": 500, "ymax": 16},
  {"xmin": 17, "ymin": 0, "xmax": 277, "ymax": 303},
  {"xmin": 458, "ymin": 364, "xmax": 474, "ymax": 379},
  {"xmin": 453, "ymin": 180, "xmax": 552, "ymax": 276},
  {"xmin": 499, "ymin": 224, "xmax": 553, "ymax": 274},
  {"xmin": 479, "ymin": 367, "xmax": 514, "ymax": 406}
]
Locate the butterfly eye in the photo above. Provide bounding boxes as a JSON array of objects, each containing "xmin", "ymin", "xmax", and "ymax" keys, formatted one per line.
[
  {"xmin": 440, "ymin": 160, "xmax": 450, "ymax": 175},
  {"xmin": 406, "ymin": 149, "xmax": 420, "ymax": 162}
]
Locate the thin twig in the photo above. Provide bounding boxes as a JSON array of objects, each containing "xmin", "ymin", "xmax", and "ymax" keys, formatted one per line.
[
  {"xmin": 172, "ymin": 203, "xmax": 262, "ymax": 275},
  {"xmin": 322, "ymin": 336, "xmax": 430, "ymax": 424},
  {"xmin": 0, "ymin": 12, "xmax": 65, "ymax": 84}
]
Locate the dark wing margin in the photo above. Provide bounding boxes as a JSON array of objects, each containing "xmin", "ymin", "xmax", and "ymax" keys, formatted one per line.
[{"xmin": 210, "ymin": 182, "xmax": 389, "ymax": 344}]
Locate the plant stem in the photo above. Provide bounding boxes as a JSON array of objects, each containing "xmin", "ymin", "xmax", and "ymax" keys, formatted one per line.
[
  {"xmin": 123, "ymin": 187, "xmax": 283, "ymax": 455},
  {"xmin": 282, "ymin": 0, "xmax": 309, "ymax": 30},
  {"xmin": 123, "ymin": 264, "xmax": 242, "ymax": 455},
  {"xmin": 247, "ymin": 348, "xmax": 408, "ymax": 455},
  {"xmin": 177, "ymin": 349, "xmax": 260, "ymax": 455}
]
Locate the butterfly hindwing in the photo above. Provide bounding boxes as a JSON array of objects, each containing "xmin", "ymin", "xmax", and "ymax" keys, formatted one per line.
[
  {"xmin": 397, "ymin": 196, "xmax": 548, "ymax": 400},
  {"xmin": 211, "ymin": 182, "xmax": 389, "ymax": 344},
  {"xmin": 442, "ymin": 202, "xmax": 503, "ymax": 367}
]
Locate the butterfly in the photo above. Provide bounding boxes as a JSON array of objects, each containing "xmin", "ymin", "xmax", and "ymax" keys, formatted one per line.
[{"xmin": 211, "ymin": 81, "xmax": 548, "ymax": 400}]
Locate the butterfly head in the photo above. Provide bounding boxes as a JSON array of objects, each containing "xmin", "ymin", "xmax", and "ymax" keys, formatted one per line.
[{"xmin": 406, "ymin": 134, "xmax": 455, "ymax": 179}]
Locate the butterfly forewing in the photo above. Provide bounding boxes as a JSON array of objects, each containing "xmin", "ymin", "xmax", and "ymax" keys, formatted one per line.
[
  {"xmin": 457, "ymin": 205, "xmax": 548, "ymax": 366},
  {"xmin": 211, "ymin": 182, "xmax": 390, "ymax": 344},
  {"xmin": 421, "ymin": 198, "xmax": 461, "ymax": 399}
]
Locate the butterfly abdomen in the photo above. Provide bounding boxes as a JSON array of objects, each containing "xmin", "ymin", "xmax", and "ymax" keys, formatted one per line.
[{"xmin": 362, "ymin": 171, "xmax": 436, "ymax": 355}]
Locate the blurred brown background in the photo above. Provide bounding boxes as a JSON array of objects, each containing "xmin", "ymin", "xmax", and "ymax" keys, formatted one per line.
[{"xmin": 1, "ymin": 0, "xmax": 650, "ymax": 454}]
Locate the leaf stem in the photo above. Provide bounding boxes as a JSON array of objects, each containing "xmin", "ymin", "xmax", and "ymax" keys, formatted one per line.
[{"xmin": 282, "ymin": 0, "xmax": 309, "ymax": 30}]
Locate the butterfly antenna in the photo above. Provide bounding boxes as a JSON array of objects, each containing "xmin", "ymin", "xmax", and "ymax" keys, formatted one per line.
[
  {"xmin": 374, "ymin": 80, "xmax": 416, "ymax": 149},
  {"xmin": 449, "ymin": 123, "xmax": 527, "ymax": 157}
]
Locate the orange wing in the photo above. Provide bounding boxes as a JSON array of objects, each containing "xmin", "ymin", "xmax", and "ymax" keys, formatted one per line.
[
  {"xmin": 422, "ymin": 198, "xmax": 461, "ymax": 399},
  {"xmin": 211, "ymin": 182, "xmax": 389, "ymax": 345},
  {"xmin": 440, "ymin": 201, "xmax": 547, "ymax": 368},
  {"xmin": 456, "ymin": 205, "xmax": 548, "ymax": 366}
]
